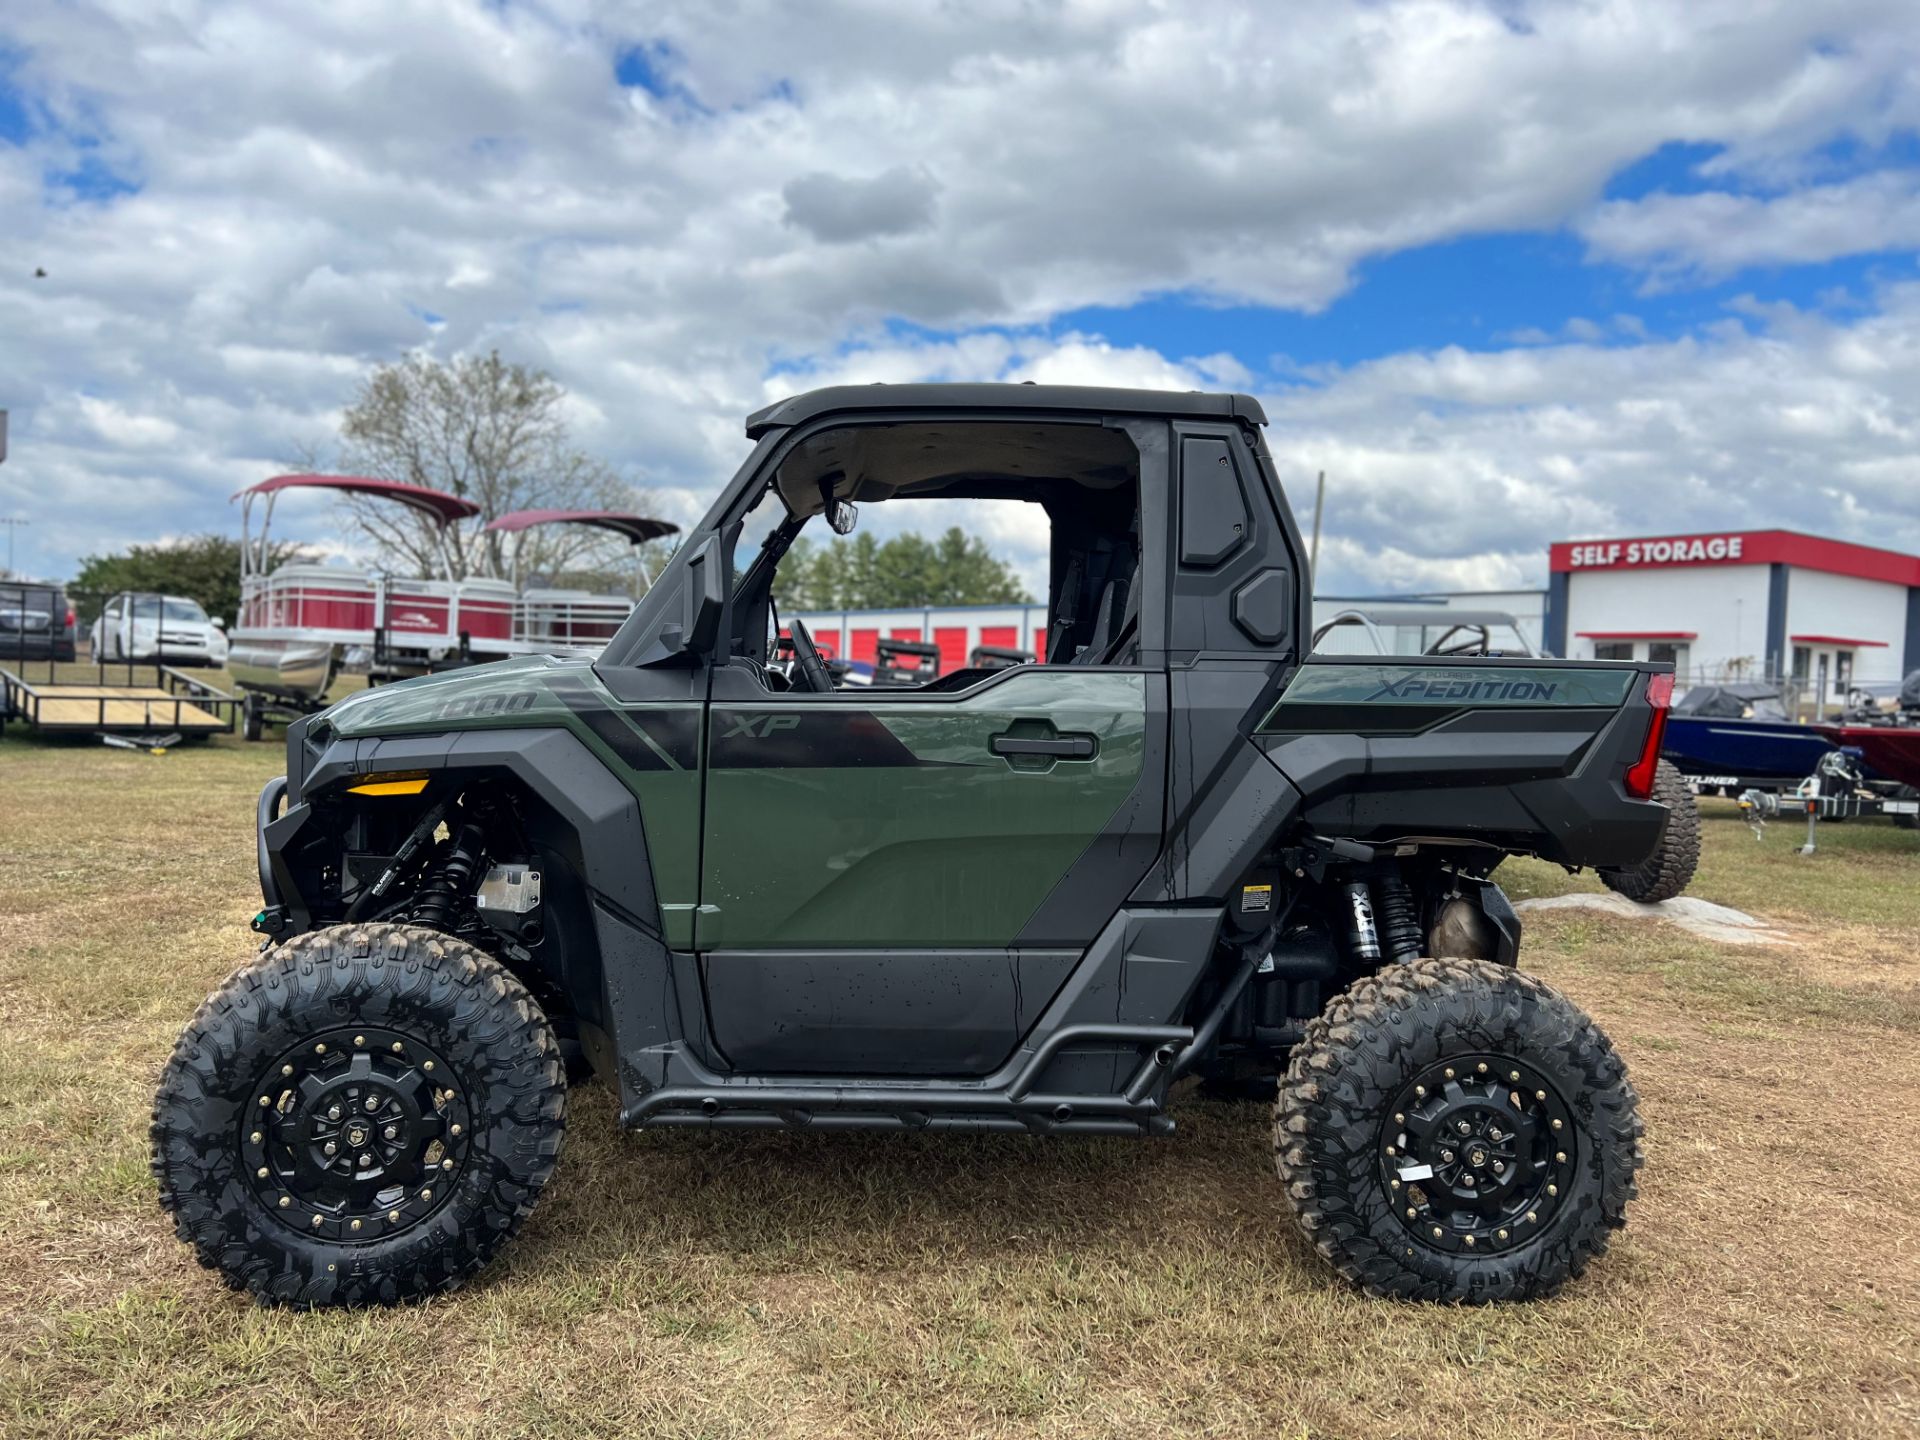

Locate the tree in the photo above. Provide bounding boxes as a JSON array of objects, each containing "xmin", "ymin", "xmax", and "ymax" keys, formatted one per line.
[
  {"xmin": 335, "ymin": 352, "xmax": 673, "ymax": 586},
  {"xmin": 779, "ymin": 527, "xmax": 1031, "ymax": 610},
  {"xmin": 70, "ymin": 534, "xmax": 306, "ymax": 625}
]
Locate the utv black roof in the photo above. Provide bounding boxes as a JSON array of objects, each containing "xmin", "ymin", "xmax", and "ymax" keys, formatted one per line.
[{"xmin": 745, "ymin": 383, "xmax": 1269, "ymax": 439}]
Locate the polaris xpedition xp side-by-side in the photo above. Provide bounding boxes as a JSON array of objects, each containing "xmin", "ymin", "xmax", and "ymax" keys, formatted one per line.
[{"xmin": 153, "ymin": 384, "xmax": 1670, "ymax": 1307}]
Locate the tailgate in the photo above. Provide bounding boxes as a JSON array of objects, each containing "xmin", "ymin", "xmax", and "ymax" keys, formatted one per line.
[{"xmin": 1254, "ymin": 657, "xmax": 1671, "ymax": 870}]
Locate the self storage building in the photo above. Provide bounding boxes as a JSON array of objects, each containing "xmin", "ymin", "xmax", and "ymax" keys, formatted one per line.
[{"xmin": 1545, "ymin": 529, "xmax": 1920, "ymax": 703}]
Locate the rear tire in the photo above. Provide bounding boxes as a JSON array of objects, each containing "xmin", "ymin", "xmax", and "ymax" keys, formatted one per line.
[
  {"xmin": 1599, "ymin": 758, "xmax": 1699, "ymax": 903},
  {"xmin": 151, "ymin": 924, "xmax": 566, "ymax": 1307},
  {"xmin": 1273, "ymin": 957, "xmax": 1642, "ymax": 1303},
  {"xmin": 241, "ymin": 695, "xmax": 264, "ymax": 743}
]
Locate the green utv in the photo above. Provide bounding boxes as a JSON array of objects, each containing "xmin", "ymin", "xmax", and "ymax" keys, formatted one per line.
[{"xmin": 153, "ymin": 385, "xmax": 1666, "ymax": 1307}]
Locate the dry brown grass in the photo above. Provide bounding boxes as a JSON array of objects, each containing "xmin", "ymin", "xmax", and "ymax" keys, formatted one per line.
[{"xmin": 2, "ymin": 735, "xmax": 1917, "ymax": 1438}]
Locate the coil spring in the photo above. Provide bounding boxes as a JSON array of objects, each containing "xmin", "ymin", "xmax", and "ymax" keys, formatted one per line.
[
  {"xmin": 411, "ymin": 824, "xmax": 485, "ymax": 931},
  {"xmin": 1374, "ymin": 872, "xmax": 1423, "ymax": 963}
]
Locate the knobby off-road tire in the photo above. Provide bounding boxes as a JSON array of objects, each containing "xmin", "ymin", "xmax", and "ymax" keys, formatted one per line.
[
  {"xmin": 1273, "ymin": 957, "xmax": 1642, "ymax": 1303},
  {"xmin": 1599, "ymin": 758, "xmax": 1699, "ymax": 903},
  {"xmin": 151, "ymin": 924, "xmax": 566, "ymax": 1307},
  {"xmin": 1892, "ymin": 785, "xmax": 1919, "ymax": 830}
]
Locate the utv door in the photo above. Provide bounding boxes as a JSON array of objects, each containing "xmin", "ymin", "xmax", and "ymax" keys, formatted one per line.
[{"xmin": 697, "ymin": 666, "xmax": 1166, "ymax": 1075}]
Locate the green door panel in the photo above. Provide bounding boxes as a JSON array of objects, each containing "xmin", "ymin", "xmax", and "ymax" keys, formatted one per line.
[
  {"xmin": 323, "ymin": 657, "xmax": 705, "ymax": 948},
  {"xmin": 699, "ymin": 670, "xmax": 1152, "ymax": 950}
]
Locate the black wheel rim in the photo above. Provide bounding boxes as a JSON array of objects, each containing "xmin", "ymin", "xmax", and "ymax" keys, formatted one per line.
[
  {"xmin": 239, "ymin": 1026, "xmax": 471, "ymax": 1242},
  {"xmin": 1379, "ymin": 1054, "xmax": 1574, "ymax": 1255}
]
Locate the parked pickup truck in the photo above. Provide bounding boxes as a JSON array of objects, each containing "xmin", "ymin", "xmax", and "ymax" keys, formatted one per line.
[{"xmin": 154, "ymin": 383, "xmax": 1667, "ymax": 1309}]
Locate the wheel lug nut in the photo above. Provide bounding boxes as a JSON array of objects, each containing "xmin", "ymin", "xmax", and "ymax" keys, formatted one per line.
[
  {"xmin": 311, "ymin": 1214, "xmax": 324, "ymax": 1227},
  {"xmin": 1385, "ymin": 1145, "xmax": 1396, "ymax": 1156},
  {"xmin": 1390, "ymin": 1179, "xmax": 1401, "ymax": 1190},
  {"xmin": 450, "ymin": 1124, "xmax": 462, "ymax": 1137},
  {"xmin": 1508, "ymin": 1070, "xmax": 1520, "ymax": 1082},
  {"xmin": 327, "ymin": 1106, "xmax": 341, "ymax": 1121},
  {"xmin": 1444, "ymin": 1068, "xmax": 1455, "ymax": 1079},
  {"xmin": 1476, "ymin": 1063, "xmax": 1487, "ymax": 1074},
  {"xmin": 250, "ymin": 1131, "xmax": 263, "ymax": 1144},
  {"xmin": 324, "ymin": 1141, "xmax": 336, "ymax": 1156},
  {"xmin": 389, "ymin": 1209, "xmax": 401, "ymax": 1222},
  {"xmin": 1547, "ymin": 1184, "xmax": 1558, "ymax": 1196},
  {"xmin": 1463, "ymin": 1176, "xmax": 1475, "ymax": 1187},
  {"xmin": 1497, "ymin": 1228, "xmax": 1509, "ymax": 1240},
  {"xmin": 314, "ymin": 1043, "xmax": 326, "ymax": 1055},
  {"xmin": 1527, "ymin": 1210, "xmax": 1539, "ymax": 1223},
  {"xmin": 391, "ymin": 1042, "xmax": 403, "ymax": 1053},
  {"xmin": 1551, "ymin": 1119, "xmax": 1563, "ymax": 1131},
  {"xmin": 1393, "ymin": 1113, "xmax": 1405, "ymax": 1125},
  {"xmin": 354, "ymin": 1035, "xmax": 365, "ymax": 1047},
  {"xmin": 366, "ymin": 1095, "xmax": 381, "ymax": 1111},
  {"xmin": 1431, "ymin": 1226, "xmax": 1443, "ymax": 1239},
  {"xmin": 256, "ymin": 1167, "xmax": 268, "ymax": 1179},
  {"xmin": 384, "ymin": 1126, "xmax": 397, "ymax": 1141},
  {"xmin": 258, "ymin": 1096, "xmax": 271, "ymax": 1107},
  {"xmin": 1406, "ymin": 1207, "xmax": 1417, "ymax": 1219},
  {"xmin": 1414, "ymin": 1085, "xmax": 1426, "ymax": 1097},
  {"xmin": 423, "ymin": 1061, "xmax": 434, "ymax": 1072},
  {"xmin": 1555, "ymin": 1151, "xmax": 1566, "ymax": 1163},
  {"xmin": 1464, "ymin": 1235, "xmax": 1475, "ymax": 1246},
  {"xmin": 1440, "ymin": 1149, "xmax": 1455, "ymax": 1164},
  {"xmin": 1534, "ymin": 1090, "xmax": 1546, "ymax": 1101},
  {"xmin": 350, "ymin": 1219, "xmax": 362, "ymax": 1232},
  {"xmin": 281, "ymin": 1065, "xmax": 293, "ymax": 1077},
  {"xmin": 358, "ymin": 1153, "xmax": 373, "ymax": 1167},
  {"xmin": 441, "ymin": 1159, "xmax": 453, "ymax": 1171},
  {"xmin": 278, "ymin": 1196, "xmax": 291, "ymax": 1209},
  {"xmin": 421, "ymin": 1188, "xmax": 433, "ymax": 1200}
]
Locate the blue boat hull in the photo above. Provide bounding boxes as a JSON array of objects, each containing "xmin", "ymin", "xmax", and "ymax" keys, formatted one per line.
[{"xmin": 1662, "ymin": 714, "xmax": 1860, "ymax": 788}]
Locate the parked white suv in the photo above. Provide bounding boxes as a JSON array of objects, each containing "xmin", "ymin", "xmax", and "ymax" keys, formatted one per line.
[{"xmin": 93, "ymin": 592, "xmax": 230, "ymax": 667}]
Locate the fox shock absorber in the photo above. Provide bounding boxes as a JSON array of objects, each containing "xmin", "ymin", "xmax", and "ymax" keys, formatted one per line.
[
  {"xmin": 1343, "ymin": 882, "xmax": 1381, "ymax": 964},
  {"xmin": 411, "ymin": 825, "xmax": 487, "ymax": 931},
  {"xmin": 1372, "ymin": 871, "xmax": 1424, "ymax": 963}
]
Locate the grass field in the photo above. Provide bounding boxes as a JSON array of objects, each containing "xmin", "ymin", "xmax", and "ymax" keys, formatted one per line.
[{"xmin": 2, "ymin": 722, "xmax": 1918, "ymax": 1439}]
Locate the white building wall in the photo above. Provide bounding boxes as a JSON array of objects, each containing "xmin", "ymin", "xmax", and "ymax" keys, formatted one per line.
[
  {"xmin": 1563, "ymin": 564, "xmax": 1771, "ymax": 683},
  {"xmin": 1783, "ymin": 570, "xmax": 1910, "ymax": 685}
]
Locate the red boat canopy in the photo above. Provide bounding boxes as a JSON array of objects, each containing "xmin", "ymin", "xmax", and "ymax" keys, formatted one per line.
[
  {"xmin": 233, "ymin": 474, "xmax": 482, "ymax": 525},
  {"xmin": 483, "ymin": 509, "xmax": 679, "ymax": 544}
]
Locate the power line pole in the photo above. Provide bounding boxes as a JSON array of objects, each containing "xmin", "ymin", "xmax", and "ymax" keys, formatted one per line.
[
  {"xmin": 0, "ymin": 518, "xmax": 24, "ymax": 579},
  {"xmin": 1307, "ymin": 470, "xmax": 1326, "ymax": 584}
]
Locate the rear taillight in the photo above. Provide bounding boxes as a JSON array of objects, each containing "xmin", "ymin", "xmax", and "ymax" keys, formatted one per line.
[
  {"xmin": 64, "ymin": 608, "xmax": 76, "ymax": 629},
  {"xmin": 1625, "ymin": 671, "xmax": 1674, "ymax": 799}
]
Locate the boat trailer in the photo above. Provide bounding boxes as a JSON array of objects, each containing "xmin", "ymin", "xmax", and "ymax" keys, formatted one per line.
[{"xmin": 1739, "ymin": 749, "xmax": 1920, "ymax": 855}]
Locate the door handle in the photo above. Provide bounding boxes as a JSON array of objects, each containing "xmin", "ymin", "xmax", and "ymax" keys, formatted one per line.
[{"xmin": 990, "ymin": 734, "xmax": 1096, "ymax": 759}]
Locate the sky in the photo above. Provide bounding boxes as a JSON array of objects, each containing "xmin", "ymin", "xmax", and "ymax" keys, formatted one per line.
[{"xmin": 2, "ymin": 0, "xmax": 1920, "ymax": 597}]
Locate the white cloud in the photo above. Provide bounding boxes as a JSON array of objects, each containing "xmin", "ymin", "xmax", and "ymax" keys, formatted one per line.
[{"xmin": 1582, "ymin": 171, "xmax": 1920, "ymax": 285}]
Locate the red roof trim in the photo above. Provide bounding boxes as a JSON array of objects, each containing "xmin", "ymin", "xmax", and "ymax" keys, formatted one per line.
[
  {"xmin": 232, "ymin": 474, "xmax": 481, "ymax": 524},
  {"xmin": 1576, "ymin": 630, "xmax": 1697, "ymax": 640},
  {"xmin": 1789, "ymin": 634, "xmax": 1890, "ymax": 648},
  {"xmin": 1550, "ymin": 529, "xmax": 1920, "ymax": 586}
]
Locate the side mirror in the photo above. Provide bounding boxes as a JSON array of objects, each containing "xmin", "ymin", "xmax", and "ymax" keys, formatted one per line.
[
  {"xmin": 826, "ymin": 498, "xmax": 858, "ymax": 536},
  {"xmin": 211, "ymin": 616, "xmax": 227, "ymax": 629},
  {"xmin": 681, "ymin": 536, "xmax": 725, "ymax": 654}
]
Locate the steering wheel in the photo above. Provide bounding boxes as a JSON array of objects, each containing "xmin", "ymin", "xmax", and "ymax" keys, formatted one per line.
[{"xmin": 786, "ymin": 617, "xmax": 834, "ymax": 694}]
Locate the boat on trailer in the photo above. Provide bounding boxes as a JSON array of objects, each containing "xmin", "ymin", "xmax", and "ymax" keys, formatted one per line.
[
  {"xmin": 228, "ymin": 477, "xmax": 679, "ymax": 732},
  {"xmin": 1659, "ymin": 681, "xmax": 1875, "ymax": 791}
]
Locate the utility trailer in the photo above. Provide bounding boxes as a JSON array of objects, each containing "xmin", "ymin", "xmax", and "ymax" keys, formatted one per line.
[{"xmin": 0, "ymin": 655, "xmax": 241, "ymax": 750}]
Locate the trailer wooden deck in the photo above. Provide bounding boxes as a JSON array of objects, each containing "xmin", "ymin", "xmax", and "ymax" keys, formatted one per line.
[{"xmin": 0, "ymin": 663, "xmax": 241, "ymax": 739}]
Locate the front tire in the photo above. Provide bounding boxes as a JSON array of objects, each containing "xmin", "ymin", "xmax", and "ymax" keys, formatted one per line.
[
  {"xmin": 1599, "ymin": 758, "xmax": 1699, "ymax": 903},
  {"xmin": 1274, "ymin": 957, "xmax": 1642, "ymax": 1303},
  {"xmin": 151, "ymin": 924, "xmax": 566, "ymax": 1307}
]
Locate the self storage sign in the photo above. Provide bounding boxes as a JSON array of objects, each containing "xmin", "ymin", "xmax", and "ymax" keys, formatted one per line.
[{"xmin": 1561, "ymin": 535, "xmax": 1744, "ymax": 568}]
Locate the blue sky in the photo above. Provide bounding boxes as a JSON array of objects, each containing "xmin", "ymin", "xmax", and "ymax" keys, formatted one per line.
[{"xmin": 2, "ymin": 0, "xmax": 1920, "ymax": 598}]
